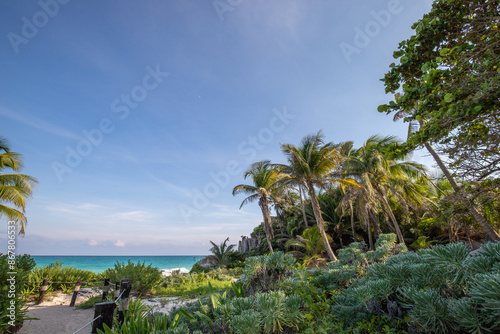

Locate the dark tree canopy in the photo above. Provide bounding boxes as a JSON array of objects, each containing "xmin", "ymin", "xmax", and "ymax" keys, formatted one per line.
[{"xmin": 379, "ymin": 0, "xmax": 500, "ymax": 181}]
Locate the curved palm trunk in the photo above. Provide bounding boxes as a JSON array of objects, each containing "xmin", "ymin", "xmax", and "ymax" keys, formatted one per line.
[
  {"xmin": 259, "ymin": 197, "xmax": 274, "ymax": 253},
  {"xmin": 307, "ymin": 182, "xmax": 337, "ymax": 261},
  {"xmin": 365, "ymin": 216, "xmax": 373, "ymax": 250},
  {"xmin": 298, "ymin": 183, "xmax": 309, "ymax": 228},
  {"xmin": 375, "ymin": 186, "xmax": 405, "ymax": 245},
  {"xmin": 422, "ymin": 140, "xmax": 500, "ymax": 241},
  {"xmin": 349, "ymin": 199, "xmax": 356, "ymax": 240},
  {"xmin": 359, "ymin": 200, "xmax": 373, "ymax": 249}
]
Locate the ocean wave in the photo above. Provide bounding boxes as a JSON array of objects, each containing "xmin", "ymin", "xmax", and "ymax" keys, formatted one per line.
[{"xmin": 161, "ymin": 267, "xmax": 190, "ymax": 276}]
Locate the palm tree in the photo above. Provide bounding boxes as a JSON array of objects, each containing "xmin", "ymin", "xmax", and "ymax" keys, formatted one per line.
[
  {"xmin": 0, "ymin": 137, "xmax": 38, "ymax": 235},
  {"xmin": 281, "ymin": 131, "xmax": 356, "ymax": 261},
  {"xmin": 337, "ymin": 183, "xmax": 379, "ymax": 249},
  {"xmin": 207, "ymin": 237, "xmax": 236, "ymax": 267},
  {"xmin": 342, "ymin": 135, "xmax": 427, "ymax": 246},
  {"xmin": 233, "ymin": 160, "xmax": 286, "ymax": 253}
]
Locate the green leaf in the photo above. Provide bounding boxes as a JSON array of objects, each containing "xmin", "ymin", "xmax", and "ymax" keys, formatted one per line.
[
  {"xmin": 444, "ymin": 93, "xmax": 454, "ymax": 103},
  {"xmin": 439, "ymin": 48, "xmax": 450, "ymax": 56},
  {"xmin": 474, "ymin": 106, "xmax": 482, "ymax": 112}
]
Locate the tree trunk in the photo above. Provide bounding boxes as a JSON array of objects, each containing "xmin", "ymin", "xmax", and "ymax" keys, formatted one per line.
[
  {"xmin": 375, "ymin": 187, "xmax": 405, "ymax": 245},
  {"xmin": 369, "ymin": 210, "xmax": 382, "ymax": 240},
  {"xmin": 422, "ymin": 140, "xmax": 500, "ymax": 241},
  {"xmin": 367, "ymin": 217, "xmax": 373, "ymax": 251},
  {"xmin": 349, "ymin": 199, "xmax": 356, "ymax": 240},
  {"xmin": 298, "ymin": 183, "xmax": 309, "ymax": 228},
  {"xmin": 307, "ymin": 182, "xmax": 337, "ymax": 261},
  {"xmin": 259, "ymin": 197, "xmax": 274, "ymax": 253}
]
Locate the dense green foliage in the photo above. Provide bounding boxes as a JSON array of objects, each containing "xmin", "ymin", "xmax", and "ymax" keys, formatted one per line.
[
  {"xmin": 0, "ymin": 254, "xmax": 36, "ymax": 333},
  {"xmin": 379, "ymin": 0, "xmax": 500, "ymax": 183},
  {"xmin": 102, "ymin": 260, "xmax": 163, "ymax": 295},
  {"xmin": 163, "ymin": 236, "xmax": 500, "ymax": 333},
  {"xmin": 154, "ymin": 271, "xmax": 234, "ymax": 297}
]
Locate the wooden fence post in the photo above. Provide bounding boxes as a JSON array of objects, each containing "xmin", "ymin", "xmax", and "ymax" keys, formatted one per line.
[
  {"xmin": 102, "ymin": 278, "xmax": 110, "ymax": 301},
  {"xmin": 113, "ymin": 281, "xmax": 120, "ymax": 300},
  {"xmin": 91, "ymin": 302, "xmax": 116, "ymax": 334},
  {"xmin": 69, "ymin": 279, "xmax": 82, "ymax": 307},
  {"xmin": 117, "ymin": 279, "xmax": 131, "ymax": 325},
  {"xmin": 36, "ymin": 279, "xmax": 49, "ymax": 305}
]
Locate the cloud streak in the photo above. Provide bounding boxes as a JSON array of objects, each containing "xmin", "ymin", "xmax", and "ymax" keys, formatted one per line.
[{"xmin": 0, "ymin": 107, "xmax": 81, "ymax": 140}]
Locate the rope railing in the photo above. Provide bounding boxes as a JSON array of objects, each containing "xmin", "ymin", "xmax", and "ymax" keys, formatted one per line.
[
  {"xmin": 33, "ymin": 278, "xmax": 116, "ymax": 306},
  {"xmin": 71, "ymin": 314, "xmax": 102, "ymax": 334}
]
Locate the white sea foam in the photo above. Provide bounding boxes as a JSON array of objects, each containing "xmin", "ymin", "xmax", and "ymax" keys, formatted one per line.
[{"xmin": 161, "ymin": 267, "xmax": 190, "ymax": 276}]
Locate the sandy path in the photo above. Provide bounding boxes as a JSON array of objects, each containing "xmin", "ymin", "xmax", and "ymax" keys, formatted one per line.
[
  {"xmin": 18, "ymin": 289, "xmax": 100, "ymax": 334},
  {"xmin": 18, "ymin": 305, "xmax": 95, "ymax": 334}
]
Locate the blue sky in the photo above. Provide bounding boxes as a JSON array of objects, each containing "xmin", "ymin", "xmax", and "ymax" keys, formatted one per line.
[{"xmin": 0, "ymin": 0, "xmax": 434, "ymax": 255}]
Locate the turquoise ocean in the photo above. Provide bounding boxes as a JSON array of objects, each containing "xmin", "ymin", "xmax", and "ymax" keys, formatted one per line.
[{"xmin": 31, "ymin": 256, "xmax": 206, "ymax": 273}]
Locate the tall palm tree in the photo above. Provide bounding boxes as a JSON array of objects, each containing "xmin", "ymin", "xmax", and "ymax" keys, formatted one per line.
[
  {"xmin": 233, "ymin": 160, "xmax": 286, "ymax": 253},
  {"xmin": 281, "ymin": 131, "xmax": 356, "ymax": 261},
  {"xmin": 342, "ymin": 135, "xmax": 427, "ymax": 245},
  {"xmin": 0, "ymin": 137, "xmax": 38, "ymax": 235}
]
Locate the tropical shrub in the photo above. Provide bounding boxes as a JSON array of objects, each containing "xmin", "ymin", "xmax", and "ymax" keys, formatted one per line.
[
  {"xmin": 225, "ymin": 251, "xmax": 247, "ymax": 269},
  {"xmin": 0, "ymin": 254, "xmax": 36, "ymax": 333},
  {"xmin": 102, "ymin": 260, "xmax": 162, "ymax": 295}
]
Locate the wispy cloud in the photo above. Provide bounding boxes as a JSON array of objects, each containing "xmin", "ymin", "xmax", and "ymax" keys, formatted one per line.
[
  {"xmin": 105, "ymin": 210, "xmax": 155, "ymax": 222},
  {"xmin": 0, "ymin": 107, "xmax": 81, "ymax": 140},
  {"xmin": 45, "ymin": 202, "xmax": 105, "ymax": 214},
  {"xmin": 147, "ymin": 173, "xmax": 192, "ymax": 197}
]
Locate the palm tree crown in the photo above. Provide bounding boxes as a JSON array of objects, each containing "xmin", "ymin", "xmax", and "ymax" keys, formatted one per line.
[
  {"xmin": 281, "ymin": 131, "xmax": 350, "ymax": 261},
  {"xmin": 0, "ymin": 137, "xmax": 38, "ymax": 235}
]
